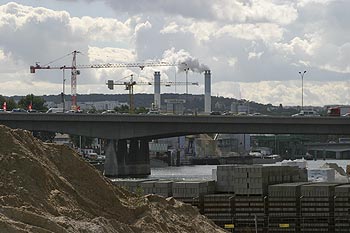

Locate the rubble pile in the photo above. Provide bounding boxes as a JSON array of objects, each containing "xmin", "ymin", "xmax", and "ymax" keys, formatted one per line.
[{"xmin": 0, "ymin": 126, "xmax": 225, "ymax": 233}]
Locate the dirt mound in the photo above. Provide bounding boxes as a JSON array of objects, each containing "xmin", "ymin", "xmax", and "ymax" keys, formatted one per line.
[{"xmin": 0, "ymin": 126, "xmax": 226, "ymax": 233}]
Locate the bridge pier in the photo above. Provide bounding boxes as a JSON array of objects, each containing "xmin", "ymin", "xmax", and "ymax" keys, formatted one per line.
[
  {"xmin": 104, "ymin": 139, "xmax": 151, "ymax": 177},
  {"xmin": 336, "ymin": 151, "xmax": 342, "ymax": 159}
]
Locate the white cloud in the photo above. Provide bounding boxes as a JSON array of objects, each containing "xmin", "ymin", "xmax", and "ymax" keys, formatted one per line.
[
  {"xmin": 160, "ymin": 22, "xmax": 179, "ymax": 34},
  {"xmin": 297, "ymin": 0, "xmax": 334, "ymax": 8},
  {"xmin": 248, "ymin": 51, "xmax": 264, "ymax": 60},
  {"xmin": 88, "ymin": 46, "xmax": 136, "ymax": 63},
  {"xmin": 213, "ymin": 80, "xmax": 350, "ymax": 106},
  {"xmin": 213, "ymin": 0, "xmax": 298, "ymax": 25},
  {"xmin": 70, "ymin": 16, "xmax": 132, "ymax": 42},
  {"xmin": 0, "ymin": 1, "xmax": 350, "ymax": 107},
  {"xmin": 215, "ymin": 23, "xmax": 284, "ymax": 43},
  {"xmin": 228, "ymin": 57, "xmax": 238, "ymax": 67}
]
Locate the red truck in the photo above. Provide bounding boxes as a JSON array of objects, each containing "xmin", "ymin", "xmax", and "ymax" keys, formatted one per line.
[{"xmin": 327, "ymin": 106, "xmax": 350, "ymax": 116}]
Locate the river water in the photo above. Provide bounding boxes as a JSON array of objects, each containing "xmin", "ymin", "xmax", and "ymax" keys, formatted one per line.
[{"xmin": 148, "ymin": 159, "xmax": 350, "ymax": 180}]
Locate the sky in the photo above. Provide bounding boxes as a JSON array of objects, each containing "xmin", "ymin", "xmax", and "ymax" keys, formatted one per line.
[{"xmin": 0, "ymin": 0, "xmax": 349, "ymax": 106}]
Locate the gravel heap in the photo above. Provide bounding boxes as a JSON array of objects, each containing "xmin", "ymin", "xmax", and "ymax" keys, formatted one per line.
[{"xmin": 0, "ymin": 126, "xmax": 226, "ymax": 233}]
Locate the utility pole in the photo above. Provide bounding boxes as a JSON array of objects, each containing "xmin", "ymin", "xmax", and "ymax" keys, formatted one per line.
[{"xmin": 299, "ymin": 70, "xmax": 306, "ymax": 110}]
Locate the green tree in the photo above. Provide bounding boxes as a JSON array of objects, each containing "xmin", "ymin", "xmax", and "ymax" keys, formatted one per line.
[
  {"xmin": 18, "ymin": 94, "xmax": 46, "ymax": 111},
  {"xmin": 5, "ymin": 98, "xmax": 17, "ymax": 111},
  {"xmin": 0, "ymin": 95, "xmax": 5, "ymax": 109},
  {"xmin": 114, "ymin": 104, "xmax": 129, "ymax": 113},
  {"xmin": 87, "ymin": 106, "xmax": 97, "ymax": 114},
  {"xmin": 135, "ymin": 106, "xmax": 148, "ymax": 114},
  {"xmin": 0, "ymin": 95, "xmax": 17, "ymax": 110}
]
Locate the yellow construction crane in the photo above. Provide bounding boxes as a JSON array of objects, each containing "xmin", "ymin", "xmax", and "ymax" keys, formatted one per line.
[{"xmin": 107, "ymin": 74, "xmax": 199, "ymax": 113}]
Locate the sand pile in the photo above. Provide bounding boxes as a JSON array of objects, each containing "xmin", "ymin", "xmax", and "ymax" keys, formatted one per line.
[{"xmin": 0, "ymin": 125, "xmax": 225, "ymax": 233}]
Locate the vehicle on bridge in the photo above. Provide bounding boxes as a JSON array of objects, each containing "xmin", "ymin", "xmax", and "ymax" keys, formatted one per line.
[
  {"xmin": 27, "ymin": 109, "xmax": 39, "ymax": 113},
  {"xmin": 65, "ymin": 110, "xmax": 83, "ymax": 114},
  {"xmin": 46, "ymin": 108, "xmax": 64, "ymax": 114},
  {"xmin": 11, "ymin": 108, "xmax": 27, "ymax": 113},
  {"xmin": 327, "ymin": 106, "xmax": 350, "ymax": 116},
  {"xmin": 210, "ymin": 111, "xmax": 221, "ymax": 115},
  {"xmin": 292, "ymin": 110, "xmax": 320, "ymax": 117},
  {"xmin": 147, "ymin": 110, "xmax": 160, "ymax": 115},
  {"xmin": 101, "ymin": 109, "xmax": 117, "ymax": 114}
]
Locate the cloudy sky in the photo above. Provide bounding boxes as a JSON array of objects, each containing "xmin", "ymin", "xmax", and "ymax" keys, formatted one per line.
[{"xmin": 0, "ymin": 0, "xmax": 349, "ymax": 106}]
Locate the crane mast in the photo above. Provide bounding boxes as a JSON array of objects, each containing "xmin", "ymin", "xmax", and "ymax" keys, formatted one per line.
[{"xmin": 71, "ymin": 50, "xmax": 79, "ymax": 110}]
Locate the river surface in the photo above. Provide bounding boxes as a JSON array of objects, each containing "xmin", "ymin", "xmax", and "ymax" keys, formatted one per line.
[{"xmin": 147, "ymin": 159, "xmax": 350, "ymax": 180}]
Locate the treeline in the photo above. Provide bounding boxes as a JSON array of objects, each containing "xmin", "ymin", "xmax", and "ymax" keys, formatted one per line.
[{"xmin": 0, "ymin": 94, "xmax": 46, "ymax": 111}]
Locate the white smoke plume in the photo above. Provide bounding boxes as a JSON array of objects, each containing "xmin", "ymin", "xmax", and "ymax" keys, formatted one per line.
[{"xmin": 162, "ymin": 48, "xmax": 209, "ymax": 73}]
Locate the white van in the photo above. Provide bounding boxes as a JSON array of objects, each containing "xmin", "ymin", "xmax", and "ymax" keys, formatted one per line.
[
  {"xmin": 46, "ymin": 108, "xmax": 64, "ymax": 113},
  {"xmin": 292, "ymin": 110, "xmax": 320, "ymax": 117}
]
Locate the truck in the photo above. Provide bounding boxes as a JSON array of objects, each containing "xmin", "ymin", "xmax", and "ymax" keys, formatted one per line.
[{"xmin": 327, "ymin": 106, "xmax": 350, "ymax": 116}]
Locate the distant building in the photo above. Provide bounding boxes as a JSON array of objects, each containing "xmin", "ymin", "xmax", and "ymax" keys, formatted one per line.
[
  {"xmin": 47, "ymin": 100, "xmax": 128, "ymax": 111},
  {"xmin": 78, "ymin": 101, "xmax": 128, "ymax": 111},
  {"xmin": 230, "ymin": 102, "xmax": 238, "ymax": 114},
  {"xmin": 214, "ymin": 101, "xmax": 225, "ymax": 110},
  {"xmin": 216, "ymin": 134, "xmax": 251, "ymax": 155},
  {"xmin": 237, "ymin": 104, "xmax": 249, "ymax": 114},
  {"xmin": 164, "ymin": 99, "xmax": 185, "ymax": 115}
]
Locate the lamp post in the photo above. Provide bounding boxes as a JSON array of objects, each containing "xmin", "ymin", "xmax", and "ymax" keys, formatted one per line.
[{"xmin": 299, "ymin": 71, "xmax": 306, "ymax": 110}]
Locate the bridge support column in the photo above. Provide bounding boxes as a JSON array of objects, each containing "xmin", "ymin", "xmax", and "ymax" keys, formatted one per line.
[
  {"xmin": 104, "ymin": 139, "xmax": 150, "ymax": 177},
  {"xmin": 336, "ymin": 151, "xmax": 342, "ymax": 159}
]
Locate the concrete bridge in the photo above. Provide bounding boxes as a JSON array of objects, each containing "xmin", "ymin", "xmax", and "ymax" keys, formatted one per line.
[{"xmin": 1, "ymin": 113, "xmax": 350, "ymax": 177}]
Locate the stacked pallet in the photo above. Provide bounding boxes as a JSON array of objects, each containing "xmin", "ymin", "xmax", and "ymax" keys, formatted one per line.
[
  {"xmin": 300, "ymin": 183, "xmax": 339, "ymax": 232},
  {"xmin": 268, "ymin": 182, "xmax": 308, "ymax": 232},
  {"xmin": 216, "ymin": 165, "xmax": 307, "ymax": 195},
  {"xmin": 334, "ymin": 184, "xmax": 350, "ymax": 232},
  {"xmin": 233, "ymin": 195, "xmax": 266, "ymax": 232},
  {"xmin": 202, "ymin": 194, "xmax": 234, "ymax": 228}
]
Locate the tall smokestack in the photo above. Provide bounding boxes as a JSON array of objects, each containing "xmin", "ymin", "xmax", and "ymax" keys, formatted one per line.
[
  {"xmin": 204, "ymin": 70, "xmax": 211, "ymax": 114},
  {"xmin": 154, "ymin": 71, "xmax": 161, "ymax": 110}
]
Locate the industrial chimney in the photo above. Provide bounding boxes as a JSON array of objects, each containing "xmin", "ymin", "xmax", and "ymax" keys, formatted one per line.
[
  {"xmin": 154, "ymin": 71, "xmax": 161, "ymax": 110},
  {"xmin": 204, "ymin": 70, "xmax": 211, "ymax": 113}
]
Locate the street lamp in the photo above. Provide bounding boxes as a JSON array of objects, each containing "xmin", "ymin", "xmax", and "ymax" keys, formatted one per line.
[{"xmin": 299, "ymin": 71, "xmax": 307, "ymax": 110}]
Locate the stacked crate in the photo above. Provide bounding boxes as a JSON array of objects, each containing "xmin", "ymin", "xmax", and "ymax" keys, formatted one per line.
[
  {"xmin": 153, "ymin": 181, "xmax": 173, "ymax": 197},
  {"xmin": 268, "ymin": 182, "xmax": 308, "ymax": 232},
  {"xmin": 140, "ymin": 181, "xmax": 158, "ymax": 195},
  {"xmin": 172, "ymin": 180, "xmax": 215, "ymax": 211},
  {"xmin": 216, "ymin": 165, "xmax": 307, "ymax": 195},
  {"xmin": 172, "ymin": 181, "xmax": 215, "ymax": 198},
  {"xmin": 216, "ymin": 165, "xmax": 235, "ymax": 192},
  {"xmin": 334, "ymin": 184, "xmax": 350, "ymax": 232},
  {"xmin": 233, "ymin": 195, "xmax": 266, "ymax": 232},
  {"xmin": 202, "ymin": 194, "xmax": 234, "ymax": 228},
  {"xmin": 300, "ymin": 183, "xmax": 339, "ymax": 232}
]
